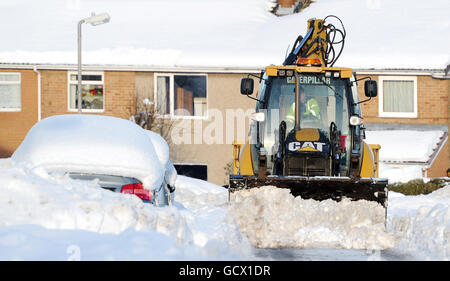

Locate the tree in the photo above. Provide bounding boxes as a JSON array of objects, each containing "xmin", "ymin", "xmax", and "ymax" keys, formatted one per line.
[{"xmin": 130, "ymin": 97, "xmax": 175, "ymax": 147}]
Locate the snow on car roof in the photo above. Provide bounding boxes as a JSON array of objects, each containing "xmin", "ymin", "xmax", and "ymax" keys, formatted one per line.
[
  {"xmin": 11, "ymin": 114, "xmax": 164, "ymax": 190},
  {"xmin": 0, "ymin": 0, "xmax": 448, "ymax": 70}
]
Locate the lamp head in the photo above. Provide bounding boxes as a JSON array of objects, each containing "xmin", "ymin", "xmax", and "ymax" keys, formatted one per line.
[{"xmin": 84, "ymin": 12, "xmax": 110, "ymax": 26}]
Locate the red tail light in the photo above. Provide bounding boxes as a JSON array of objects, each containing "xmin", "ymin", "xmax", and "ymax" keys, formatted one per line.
[
  {"xmin": 120, "ymin": 183, "xmax": 151, "ymax": 201},
  {"xmin": 340, "ymin": 135, "xmax": 347, "ymax": 151}
]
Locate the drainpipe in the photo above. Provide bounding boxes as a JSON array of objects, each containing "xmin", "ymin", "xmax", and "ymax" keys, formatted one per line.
[
  {"xmin": 423, "ymin": 167, "xmax": 428, "ymax": 178},
  {"xmin": 33, "ymin": 66, "xmax": 41, "ymax": 121}
]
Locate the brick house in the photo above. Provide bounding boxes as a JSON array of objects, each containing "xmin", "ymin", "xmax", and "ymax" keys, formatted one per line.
[
  {"xmin": 1, "ymin": 63, "xmax": 448, "ymax": 184},
  {"xmin": 354, "ymin": 70, "xmax": 449, "ymax": 178},
  {"xmin": 0, "ymin": 64, "xmax": 258, "ymax": 185}
]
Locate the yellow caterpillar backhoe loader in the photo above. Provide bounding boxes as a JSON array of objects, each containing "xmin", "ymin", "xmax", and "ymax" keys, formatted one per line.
[{"xmin": 229, "ymin": 16, "xmax": 388, "ymax": 210}]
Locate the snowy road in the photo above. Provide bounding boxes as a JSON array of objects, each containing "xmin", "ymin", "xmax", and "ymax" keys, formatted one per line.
[{"xmin": 253, "ymin": 248, "xmax": 417, "ymax": 261}]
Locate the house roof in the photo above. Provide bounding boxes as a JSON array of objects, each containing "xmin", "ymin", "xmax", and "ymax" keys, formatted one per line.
[
  {"xmin": 0, "ymin": 0, "xmax": 448, "ymax": 70},
  {"xmin": 0, "ymin": 62, "xmax": 446, "ymax": 76},
  {"xmin": 365, "ymin": 130, "xmax": 448, "ymax": 166}
]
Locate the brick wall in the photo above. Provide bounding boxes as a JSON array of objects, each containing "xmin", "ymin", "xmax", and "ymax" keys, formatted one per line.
[
  {"xmin": 103, "ymin": 71, "xmax": 136, "ymax": 120},
  {"xmin": 41, "ymin": 70, "xmax": 67, "ymax": 118},
  {"xmin": 0, "ymin": 69, "xmax": 38, "ymax": 158},
  {"xmin": 40, "ymin": 70, "xmax": 135, "ymax": 120},
  {"xmin": 428, "ymin": 139, "xmax": 448, "ymax": 178},
  {"xmin": 356, "ymin": 74, "xmax": 449, "ymax": 125},
  {"xmin": 279, "ymin": 0, "xmax": 296, "ymax": 8}
]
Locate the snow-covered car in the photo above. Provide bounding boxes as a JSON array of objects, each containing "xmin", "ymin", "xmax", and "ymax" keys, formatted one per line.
[{"xmin": 11, "ymin": 114, "xmax": 176, "ymax": 206}]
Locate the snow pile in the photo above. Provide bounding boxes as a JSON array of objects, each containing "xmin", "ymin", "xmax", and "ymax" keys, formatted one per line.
[
  {"xmin": 365, "ymin": 130, "xmax": 444, "ymax": 163},
  {"xmin": 0, "ymin": 160, "xmax": 251, "ymax": 260},
  {"xmin": 0, "ymin": 160, "xmax": 188, "ymax": 238},
  {"xmin": 174, "ymin": 176, "xmax": 252, "ymax": 256},
  {"xmin": 1, "ymin": 155, "xmax": 450, "ymax": 260},
  {"xmin": 0, "ymin": 224, "xmax": 201, "ymax": 261},
  {"xmin": 12, "ymin": 114, "xmax": 164, "ymax": 190},
  {"xmin": 388, "ymin": 187, "xmax": 450, "ymax": 260},
  {"xmin": 175, "ymin": 175, "xmax": 229, "ymax": 209},
  {"xmin": 229, "ymin": 186, "xmax": 394, "ymax": 249}
]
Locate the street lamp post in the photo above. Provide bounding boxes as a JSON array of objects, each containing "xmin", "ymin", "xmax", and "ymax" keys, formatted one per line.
[{"xmin": 77, "ymin": 12, "xmax": 110, "ymax": 113}]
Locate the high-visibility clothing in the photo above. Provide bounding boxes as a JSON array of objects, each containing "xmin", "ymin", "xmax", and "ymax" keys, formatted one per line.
[{"xmin": 286, "ymin": 98, "xmax": 321, "ymax": 123}]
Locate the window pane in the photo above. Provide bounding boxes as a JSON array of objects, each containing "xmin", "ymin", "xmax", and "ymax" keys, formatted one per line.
[
  {"xmin": 156, "ymin": 76, "xmax": 170, "ymax": 115},
  {"xmin": 0, "ymin": 74, "xmax": 20, "ymax": 82},
  {"xmin": 82, "ymin": 75, "xmax": 102, "ymax": 81},
  {"xmin": 383, "ymin": 80, "xmax": 414, "ymax": 113},
  {"xmin": 174, "ymin": 75, "xmax": 206, "ymax": 116},
  {"xmin": 70, "ymin": 84, "xmax": 104, "ymax": 110},
  {"xmin": 70, "ymin": 74, "xmax": 102, "ymax": 82},
  {"xmin": 174, "ymin": 164, "xmax": 207, "ymax": 181},
  {"xmin": 0, "ymin": 84, "xmax": 20, "ymax": 109}
]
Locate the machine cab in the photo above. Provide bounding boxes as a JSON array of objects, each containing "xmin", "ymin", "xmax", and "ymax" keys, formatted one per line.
[{"xmin": 242, "ymin": 67, "xmax": 374, "ymax": 178}]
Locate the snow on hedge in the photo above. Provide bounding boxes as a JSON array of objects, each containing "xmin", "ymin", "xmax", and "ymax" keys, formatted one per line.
[{"xmin": 11, "ymin": 115, "xmax": 165, "ymax": 190}]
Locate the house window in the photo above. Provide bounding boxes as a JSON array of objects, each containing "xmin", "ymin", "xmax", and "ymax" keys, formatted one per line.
[
  {"xmin": 155, "ymin": 74, "xmax": 207, "ymax": 117},
  {"xmin": 68, "ymin": 72, "xmax": 104, "ymax": 111},
  {"xmin": 174, "ymin": 164, "xmax": 208, "ymax": 181},
  {"xmin": 379, "ymin": 76, "xmax": 417, "ymax": 118},
  {"xmin": 0, "ymin": 73, "xmax": 21, "ymax": 111}
]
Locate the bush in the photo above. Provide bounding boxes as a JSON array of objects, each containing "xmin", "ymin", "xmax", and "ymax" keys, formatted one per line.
[{"xmin": 388, "ymin": 179, "xmax": 447, "ymax": 195}]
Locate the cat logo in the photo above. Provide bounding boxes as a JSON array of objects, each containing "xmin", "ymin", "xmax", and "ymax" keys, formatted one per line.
[{"xmin": 288, "ymin": 141, "xmax": 326, "ymax": 152}]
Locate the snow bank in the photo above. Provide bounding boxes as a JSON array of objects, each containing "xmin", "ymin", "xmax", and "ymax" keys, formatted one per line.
[
  {"xmin": 12, "ymin": 115, "xmax": 164, "ymax": 190},
  {"xmin": 174, "ymin": 176, "xmax": 252, "ymax": 255},
  {"xmin": 175, "ymin": 175, "xmax": 228, "ymax": 209},
  {"xmin": 0, "ymin": 161, "xmax": 251, "ymax": 260},
  {"xmin": 0, "ymin": 161, "xmax": 187, "ymax": 237},
  {"xmin": 2, "ymin": 155, "xmax": 450, "ymax": 260},
  {"xmin": 388, "ymin": 186, "xmax": 450, "ymax": 260},
  {"xmin": 0, "ymin": 224, "xmax": 201, "ymax": 261},
  {"xmin": 229, "ymin": 186, "xmax": 394, "ymax": 250}
]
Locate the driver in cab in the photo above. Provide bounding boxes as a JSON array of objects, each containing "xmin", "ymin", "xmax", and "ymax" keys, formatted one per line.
[{"xmin": 286, "ymin": 86, "xmax": 321, "ymax": 126}]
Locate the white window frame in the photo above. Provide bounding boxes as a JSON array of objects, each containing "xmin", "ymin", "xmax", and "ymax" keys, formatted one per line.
[
  {"xmin": 0, "ymin": 72, "xmax": 21, "ymax": 112},
  {"xmin": 67, "ymin": 71, "xmax": 105, "ymax": 113},
  {"xmin": 378, "ymin": 76, "xmax": 418, "ymax": 118},
  {"xmin": 154, "ymin": 73, "xmax": 208, "ymax": 120}
]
